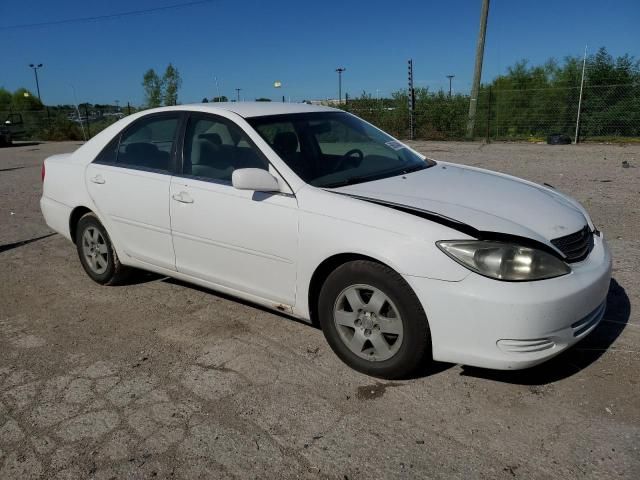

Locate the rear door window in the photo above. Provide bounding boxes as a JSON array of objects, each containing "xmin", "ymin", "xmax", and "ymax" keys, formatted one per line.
[{"xmin": 115, "ymin": 115, "xmax": 180, "ymax": 173}]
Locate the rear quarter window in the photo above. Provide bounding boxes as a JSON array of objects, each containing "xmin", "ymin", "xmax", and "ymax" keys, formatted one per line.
[{"xmin": 93, "ymin": 137, "xmax": 119, "ymax": 164}]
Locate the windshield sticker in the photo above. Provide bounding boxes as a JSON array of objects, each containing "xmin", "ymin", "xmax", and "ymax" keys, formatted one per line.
[{"xmin": 385, "ymin": 140, "xmax": 406, "ymax": 151}]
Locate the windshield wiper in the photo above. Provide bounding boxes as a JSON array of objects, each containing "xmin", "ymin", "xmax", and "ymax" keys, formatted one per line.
[
  {"xmin": 320, "ymin": 163, "xmax": 428, "ymax": 189},
  {"xmin": 320, "ymin": 177, "xmax": 367, "ymax": 188},
  {"xmin": 399, "ymin": 164, "xmax": 428, "ymax": 174}
]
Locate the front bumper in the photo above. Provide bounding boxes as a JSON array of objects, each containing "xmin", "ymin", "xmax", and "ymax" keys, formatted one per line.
[{"xmin": 406, "ymin": 234, "xmax": 612, "ymax": 370}]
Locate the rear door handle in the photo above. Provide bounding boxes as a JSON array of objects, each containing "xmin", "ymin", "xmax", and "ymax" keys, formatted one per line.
[
  {"xmin": 90, "ymin": 175, "xmax": 105, "ymax": 184},
  {"xmin": 172, "ymin": 191, "xmax": 194, "ymax": 204}
]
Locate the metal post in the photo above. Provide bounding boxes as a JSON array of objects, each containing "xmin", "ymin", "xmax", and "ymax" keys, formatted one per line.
[
  {"xmin": 84, "ymin": 104, "xmax": 91, "ymax": 137},
  {"xmin": 486, "ymin": 85, "xmax": 492, "ymax": 142},
  {"xmin": 214, "ymin": 76, "xmax": 220, "ymax": 101},
  {"xmin": 336, "ymin": 68, "xmax": 346, "ymax": 103},
  {"xmin": 235, "ymin": 88, "xmax": 241, "ymax": 102},
  {"xmin": 70, "ymin": 84, "xmax": 86, "ymax": 140},
  {"xmin": 466, "ymin": 0, "xmax": 490, "ymax": 139},
  {"xmin": 574, "ymin": 45, "xmax": 587, "ymax": 144},
  {"xmin": 447, "ymin": 75, "xmax": 455, "ymax": 98},
  {"xmin": 408, "ymin": 59, "xmax": 415, "ymax": 140}
]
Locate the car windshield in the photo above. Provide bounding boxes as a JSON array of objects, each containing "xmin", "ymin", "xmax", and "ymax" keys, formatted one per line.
[{"xmin": 247, "ymin": 112, "xmax": 434, "ymax": 188}]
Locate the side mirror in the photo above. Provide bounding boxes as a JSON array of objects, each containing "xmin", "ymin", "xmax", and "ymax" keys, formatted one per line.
[{"xmin": 232, "ymin": 168, "xmax": 280, "ymax": 192}]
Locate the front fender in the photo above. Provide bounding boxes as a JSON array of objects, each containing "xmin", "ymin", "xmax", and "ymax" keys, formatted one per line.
[{"xmin": 293, "ymin": 187, "xmax": 470, "ymax": 318}]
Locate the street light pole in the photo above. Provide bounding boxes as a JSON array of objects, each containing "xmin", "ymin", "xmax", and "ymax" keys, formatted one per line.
[
  {"xmin": 335, "ymin": 67, "xmax": 346, "ymax": 104},
  {"xmin": 28, "ymin": 63, "xmax": 43, "ymax": 101},
  {"xmin": 235, "ymin": 88, "xmax": 242, "ymax": 102},
  {"xmin": 29, "ymin": 63, "xmax": 49, "ymax": 123},
  {"xmin": 446, "ymin": 75, "xmax": 455, "ymax": 98}
]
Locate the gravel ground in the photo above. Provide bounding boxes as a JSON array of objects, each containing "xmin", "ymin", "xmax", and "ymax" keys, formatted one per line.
[{"xmin": 1, "ymin": 140, "xmax": 638, "ymax": 479}]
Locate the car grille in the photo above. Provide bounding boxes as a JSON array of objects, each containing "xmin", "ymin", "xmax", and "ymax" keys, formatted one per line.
[{"xmin": 551, "ymin": 226, "xmax": 594, "ymax": 262}]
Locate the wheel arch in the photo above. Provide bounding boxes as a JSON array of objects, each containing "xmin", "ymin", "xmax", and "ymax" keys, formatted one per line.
[
  {"xmin": 69, "ymin": 206, "xmax": 94, "ymax": 244},
  {"xmin": 307, "ymin": 253, "xmax": 395, "ymax": 327}
]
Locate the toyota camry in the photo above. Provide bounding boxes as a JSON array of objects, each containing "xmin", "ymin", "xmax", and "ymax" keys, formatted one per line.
[{"xmin": 40, "ymin": 102, "xmax": 612, "ymax": 379}]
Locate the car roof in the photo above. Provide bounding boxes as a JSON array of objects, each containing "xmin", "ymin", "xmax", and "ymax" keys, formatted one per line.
[{"xmin": 146, "ymin": 102, "xmax": 339, "ymax": 119}]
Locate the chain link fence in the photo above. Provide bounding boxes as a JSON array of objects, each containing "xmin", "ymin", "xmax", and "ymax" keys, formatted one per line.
[
  {"xmin": 2, "ymin": 83, "xmax": 637, "ymax": 143},
  {"xmin": 342, "ymin": 82, "xmax": 639, "ymax": 142},
  {"xmin": 0, "ymin": 105, "xmax": 134, "ymax": 142}
]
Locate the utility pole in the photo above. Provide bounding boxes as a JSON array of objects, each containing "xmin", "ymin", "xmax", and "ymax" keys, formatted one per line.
[
  {"xmin": 446, "ymin": 75, "xmax": 455, "ymax": 97},
  {"xmin": 466, "ymin": 0, "xmax": 490, "ymax": 139},
  {"xmin": 335, "ymin": 67, "xmax": 346, "ymax": 103},
  {"xmin": 235, "ymin": 88, "xmax": 242, "ymax": 102}
]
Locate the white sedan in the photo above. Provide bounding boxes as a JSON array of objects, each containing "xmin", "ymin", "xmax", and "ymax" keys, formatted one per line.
[{"xmin": 40, "ymin": 103, "xmax": 612, "ymax": 378}]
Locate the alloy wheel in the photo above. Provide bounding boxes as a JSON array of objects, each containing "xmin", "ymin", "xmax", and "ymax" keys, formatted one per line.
[
  {"xmin": 333, "ymin": 284, "xmax": 403, "ymax": 361},
  {"xmin": 81, "ymin": 226, "xmax": 108, "ymax": 274}
]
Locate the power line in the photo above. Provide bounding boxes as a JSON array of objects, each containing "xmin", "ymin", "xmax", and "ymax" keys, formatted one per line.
[{"xmin": 0, "ymin": 0, "xmax": 216, "ymax": 30}]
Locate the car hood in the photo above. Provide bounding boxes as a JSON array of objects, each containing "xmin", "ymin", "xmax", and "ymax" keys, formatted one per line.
[{"xmin": 333, "ymin": 162, "xmax": 587, "ymax": 245}]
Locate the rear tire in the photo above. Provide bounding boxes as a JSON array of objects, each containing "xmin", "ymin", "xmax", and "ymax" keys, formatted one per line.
[
  {"xmin": 318, "ymin": 260, "xmax": 431, "ymax": 379},
  {"xmin": 75, "ymin": 213, "xmax": 130, "ymax": 285}
]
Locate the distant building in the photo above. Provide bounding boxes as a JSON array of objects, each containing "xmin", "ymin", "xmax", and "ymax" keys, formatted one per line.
[{"xmin": 308, "ymin": 99, "xmax": 345, "ymax": 106}]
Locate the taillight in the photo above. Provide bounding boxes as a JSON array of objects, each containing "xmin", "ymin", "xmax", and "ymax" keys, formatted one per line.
[{"xmin": 41, "ymin": 162, "xmax": 46, "ymax": 182}]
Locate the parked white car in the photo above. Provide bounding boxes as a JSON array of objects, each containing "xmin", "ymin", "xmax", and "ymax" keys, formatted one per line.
[{"xmin": 40, "ymin": 103, "xmax": 612, "ymax": 378}]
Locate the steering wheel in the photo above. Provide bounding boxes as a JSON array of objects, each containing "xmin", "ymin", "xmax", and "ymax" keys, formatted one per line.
[{"xmin": 334, "ymin": 148, "xmax": 364, "ymax": 171}]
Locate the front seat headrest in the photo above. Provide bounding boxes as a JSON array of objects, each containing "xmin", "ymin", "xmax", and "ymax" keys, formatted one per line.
[
  {"xmin": 273, "ymin": 132, "xmax": 298, "ymax": 156},
  {"xmin": 198, "ymin": 133, "xmax": 222, "ymax": 145}
]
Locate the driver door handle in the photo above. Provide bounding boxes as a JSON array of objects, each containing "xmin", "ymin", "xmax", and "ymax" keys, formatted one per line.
[{"xmin": 172, "ymin": 191, "xmax": 194, "ymax": 204}]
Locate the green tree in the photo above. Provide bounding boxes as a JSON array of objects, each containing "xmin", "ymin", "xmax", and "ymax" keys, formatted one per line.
[
  {"xmin": 11, "ymin": 88, "xmax": 43, "ymax": 111},
  {"xmin": 142, "ymin": 69, "xmax": 163, "ymax": 108},
  {"xmin": 211, "ymin": 96, "xmax": 228, "ymax": 102},
  {"xmin": 162, "ymin": 63, "xmax": 181, "ymax": 106},
  {"xmin": 0, "ymin": 87, "xmax": 12, "ymax": 110},
  {"xmin": 255, "ymin": 98, "xmax": 271, "ymax": 102}
]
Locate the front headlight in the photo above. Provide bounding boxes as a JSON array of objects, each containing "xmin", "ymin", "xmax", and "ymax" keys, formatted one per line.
[{"xmin": 436, "ymin": 240, "xmax": 571, "ymax": 281}]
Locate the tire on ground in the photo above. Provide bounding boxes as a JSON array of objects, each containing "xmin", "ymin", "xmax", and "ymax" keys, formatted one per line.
[
  {"xmin": 318, "ymin": 260, "xmax": 431, "ymax": 379},
  {"xmin": 547, "ymin": 133, "xmax": 572, "ymax": 145},
  {"xmin": 75, "ymin": 212, "xmax": 131, "ymax": 285}
]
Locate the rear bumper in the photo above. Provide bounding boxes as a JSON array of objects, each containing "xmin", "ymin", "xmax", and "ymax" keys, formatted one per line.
[
  {"xmin": 40, "ymin": 196, "xmax": 73, "ymax": 241},
  {"xmin": 406, "ymin": 234, "xmax": 612, "ymax": 370}
]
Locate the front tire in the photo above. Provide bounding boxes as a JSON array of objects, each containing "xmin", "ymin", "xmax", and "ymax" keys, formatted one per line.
[
  {"xmin": 318, "ymin": 260, "xmax": 431, "ymax": 379},
  {"xmin": 75, "ymin": 213, "xmax": 130, "ymax": 285}
]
